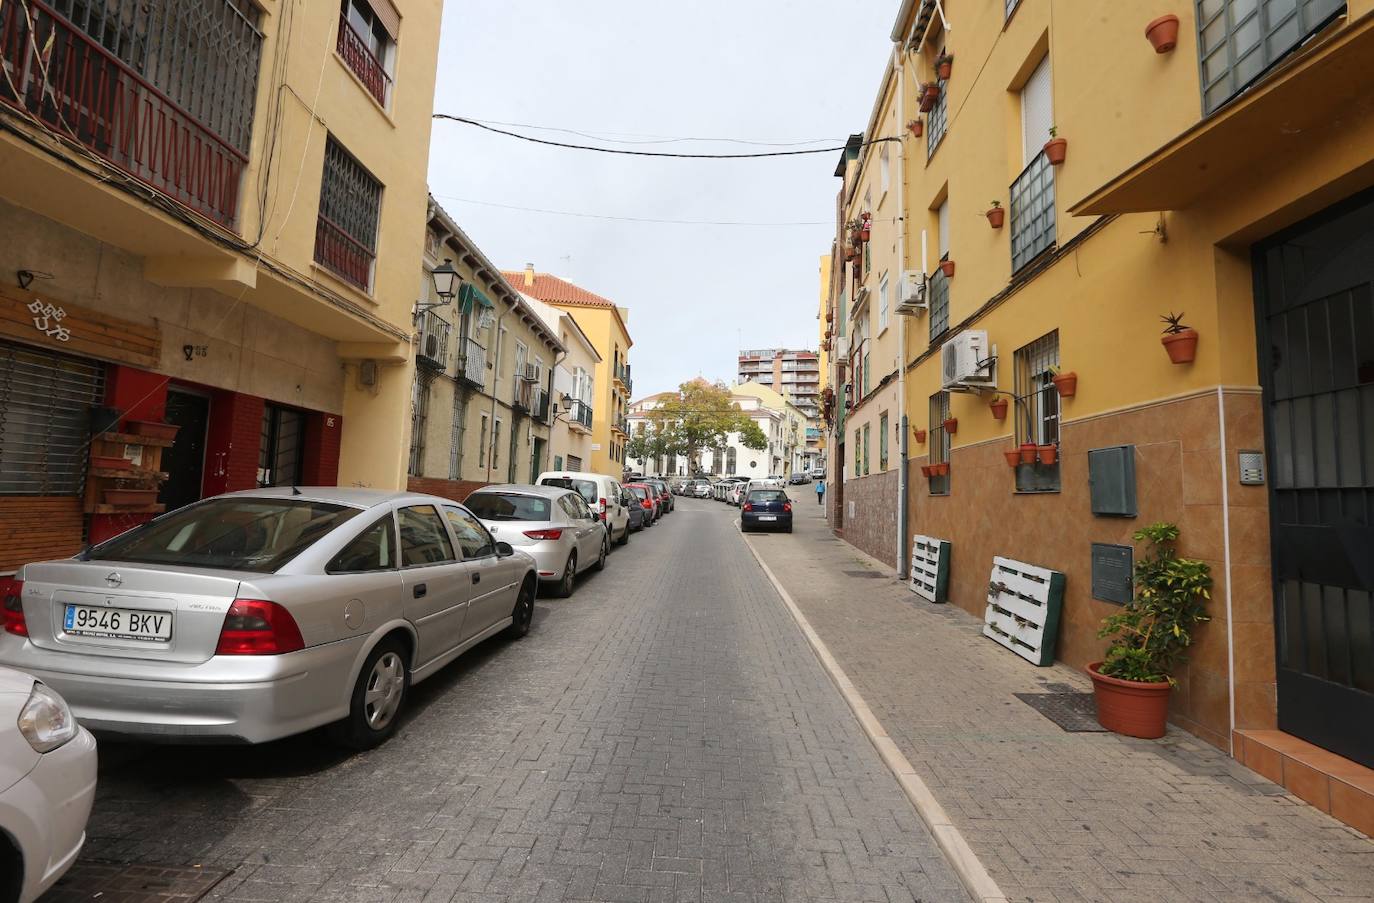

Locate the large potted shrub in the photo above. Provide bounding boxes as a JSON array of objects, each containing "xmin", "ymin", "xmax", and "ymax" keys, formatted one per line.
[{"xmin": 1089, "ymin": 523, "xmax": 1212, "ymax": 739}]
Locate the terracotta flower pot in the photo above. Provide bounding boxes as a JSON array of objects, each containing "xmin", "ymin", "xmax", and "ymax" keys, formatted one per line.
[
  {"xmin": 1003, "ymin": 450, "xmax": 1021, "ymax": 468},
  {"xmin": 1043, "ymin": 137, "xmax": 1068, "ymax": 166},
  {"xmin": 128, "ymin": 420, "xmax": 180, "ymax": 441},
  {"xmin": 1145, "ymin": 14, "xmax": 1181, "ymax": 53},
  {"xmin": 907, "ymin": 119, "xmax": 924, "ymax": 137},
  {"xmin": 1052, "ymin": 371, "xmax": 1078, "ymax": 397},
  {"xmin": 989, "ymin": 398, "xmax": 1008, "ymax": 420},
  {"xmin": 1088, "ymin": 662, "xmax": 1172, "ymax": 739},
  {"xmin": 845, "ymin": 246, "xmax": 858, "ymax": 261},
  {"xmin": 1019, "ymin": 443, "xmax": 1038, "ymax": 465},
  {"xmin": 1162, "ymin": 328, "xmax": 1199, "ymax": 363},
  {"xmin": 104, "ymin": 488, "xmax": 158, "ymax": 507},
  {"xmin": 1037, "ymin": 444, "xmax": 1058, "ymax": 466},
  {"xmin": 942, "ymin": 417, "xmax": 958, "ymax": 435},
  {"xmin": 937, "ymin": 58, "xmax": 953, "ymax": 80},
  {"xmin": 932, "ymin": 462, "xmax": 949, "ymax": 476},
  {"xmin": 913, "ymin": 428, "xmax": 927, "ymax": 444},
  {"xmin": 920, "ymin": 464, "xmax": 934, "ymax": 478},
  {"xmin": 860, "ymin": 223, "xmax": 872, "ymax": 242},
  {"xmin": 920, "ymin": 84, "xmax": 940, "ymax": 112},
  {"xmin": 939, "ymin": 259, "xmax": 956, "ymax": 278},
  {"xmin": 986, "ymin": 207, "xmax": 1004, "ymax": 229}
]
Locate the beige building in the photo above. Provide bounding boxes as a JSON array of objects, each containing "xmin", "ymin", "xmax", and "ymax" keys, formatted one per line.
[
  {"xmin": 0, "ymin": 0, "xmax": 443, "ymax": 569},
  {"xmin": 526, "ymin": 297, "xmax": 601, "ymax": 473}
]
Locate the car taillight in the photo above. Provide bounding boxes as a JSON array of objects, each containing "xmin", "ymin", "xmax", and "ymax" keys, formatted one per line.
[
  {"xmin": 524, "ymin": 529, "xmax": 563, "ymax": 540},
  {"xmin": 742, "ymin": 503, "xmax": 752, "ymax": 512},
  {"xmin": 783, "ymin": 502, "xmax": 792, "ymax": 513},
  {"xmin": 2, "ymin": 579, "xmax": 26, "ymax": 637},
  {"xmin": 598, "ymin": 497, "xmax": 607, "ymax": 514},
  {"xmin": 642, "ymin": 499, "xmax": 653, "ymax": 510},
  {"xmin": 216, "ymin": 599, "xmax": 304, "ymax": 655}
]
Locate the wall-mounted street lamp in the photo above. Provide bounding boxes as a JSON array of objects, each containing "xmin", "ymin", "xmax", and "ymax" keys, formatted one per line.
[{"xmin": 416, "ymin": 258, "xmax": 459, "ymax": 318}]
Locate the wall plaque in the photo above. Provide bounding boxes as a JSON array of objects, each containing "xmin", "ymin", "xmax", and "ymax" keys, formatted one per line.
[
  {"xmin": 1091, "ymin": 542, "xmax": 1133, "ymax": 605},
  {"xmin": 0, "ymin": 283, "xmax": 160, "ymax": 368}
]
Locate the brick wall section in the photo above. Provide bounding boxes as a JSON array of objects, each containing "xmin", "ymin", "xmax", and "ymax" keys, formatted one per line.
[
  {"xmin": 301, "ymin": 412, "xmax": 342, "ymax": 485},
  {"xmin": 203, "ymin": 391, "xmax": 265, "ymax": 497},
  {"xmin": 406, "ymin": 476, "xmax": 490, "ymax": 504},
  {"xmin": 839, "ymin": 469, "xmax": 899, "ymax": 567}
]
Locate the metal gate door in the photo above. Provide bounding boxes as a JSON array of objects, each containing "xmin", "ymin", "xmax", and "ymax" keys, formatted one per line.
[{"xmin": 1253, "ymin": 190, "xmax": 1374, "ymax": 768}]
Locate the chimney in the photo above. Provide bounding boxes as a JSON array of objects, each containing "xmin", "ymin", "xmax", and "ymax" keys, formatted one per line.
[{"xmin": 524, "ymin": 263, "xmax": 535, "ymax": 287}]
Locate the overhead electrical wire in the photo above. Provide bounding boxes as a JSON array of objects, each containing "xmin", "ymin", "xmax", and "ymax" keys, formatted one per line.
[
  {"xmin": 432, "ymin": 195, "xmax": 831, "ymax": 227},
  {"xmin": 434, "ymin": 115, "xmax": 896, "ymax": 159},
  {"xmin": 459, "ymin": 117, "xmax": 844, "ymax": 147}
]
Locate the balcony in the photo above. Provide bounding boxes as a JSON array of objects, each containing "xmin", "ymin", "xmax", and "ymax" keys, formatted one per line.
[
  {"xmin": 416, "ymin": 310, "xmax": 450, "ymax": 372},
  {"xmin": 613, "ymin": 415, "xmax": 629, "ymax": 436},
  {"xmin": 569, "ymin": 399, "xmax": 593, "ymax": 432},
  {"xmin": 459, "ymin": 338, "xmax": 486, "ymax": 388},
  {"xmin": 614, "ymin": 363, "xmax": 633, "ymax": 397},
  {"xmin": 514, "ymin": 378, "xmax": 534, "ymax": 413},
  {"xmin": 336, "ymin": 13, "xmax": 391, "ymax": 107},
  {"xmin": 0, "ymin": 0, "xmax": 261, "ymax": 228}
]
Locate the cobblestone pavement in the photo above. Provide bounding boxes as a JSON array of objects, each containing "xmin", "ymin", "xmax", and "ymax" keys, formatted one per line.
[
  {"xmin": 744, "ymin": 502, "xmax": 1374, "ymax": 903},
  {"xmin": 57, "ymin": 499, "xmax": 968, "ymax": 903}
]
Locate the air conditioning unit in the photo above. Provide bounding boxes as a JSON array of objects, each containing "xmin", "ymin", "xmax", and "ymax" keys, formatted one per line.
[
  {"xmin": 941, "ymin": 330, "xmax": 996, "ymax": 390},
  {"xmin": 896, "ymin": 270, "xmax": 927, "ymax": 314},
  {"xmin": 522, "ymin": 363, "xmax": 539, "ymax": 382},
  {"xmin": 832, "ymin": 334, "xmax": 850, "ymax": 363}
]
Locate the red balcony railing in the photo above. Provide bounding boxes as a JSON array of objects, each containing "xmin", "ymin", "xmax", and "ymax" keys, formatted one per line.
[
  {"xmin": 0, "ymin": 0, "xmax": 248, "ymax": 227},
  {"xmin": 314, "ymin": 215, "xmax": 374, "ymax": 291},
  {"xmin": 336, "ymin": 14, "xmax": 390, "ymax": 107}
]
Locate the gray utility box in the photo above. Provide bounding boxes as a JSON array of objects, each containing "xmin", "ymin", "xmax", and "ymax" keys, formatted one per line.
[{"xmin": 1088, "ymin": 445, "xmax": 1137, "ymax": 517}]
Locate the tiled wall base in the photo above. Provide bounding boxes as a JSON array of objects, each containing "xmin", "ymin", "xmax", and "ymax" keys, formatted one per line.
[{"xmin": 1235, "ymin": 729, "xmax": 1374, "ymax": 837}]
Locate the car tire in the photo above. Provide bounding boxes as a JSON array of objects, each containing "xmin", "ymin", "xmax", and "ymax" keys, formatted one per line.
[
  {"xmin": 594, "ymin": 535, "xmax": 609, "ymax": 571},
  {"xmin": 331, "ymin": 636, "xmax": 409, "ymax": 750},
  {"xmin": 617, "ymin": 522, "xmax": 630, "ymax": 545},
  {"xmin": 557, "ymin": 552, "xmax": 577, "ymax": 598},
  {"xmin": 505, "ymin": 577, "xmax": 536, "ymax": 639}
]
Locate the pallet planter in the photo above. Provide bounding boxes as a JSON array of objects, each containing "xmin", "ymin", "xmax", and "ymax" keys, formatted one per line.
[
  {"xmin": 982, "ymin": 556, "xmax": 1066, "ymax": 666},
  {"xmin": 909, "ymin": 535, "xmax": 952, "ymax": 603}
]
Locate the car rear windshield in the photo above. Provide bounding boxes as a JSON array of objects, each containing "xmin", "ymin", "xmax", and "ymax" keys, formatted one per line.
[
  {"xmin": 87, "ymin": 498, "xmax": 360, "ymax": 572},
  {"xmin": 628, "ymin": 486, "xmax": 651, "ymax": 499},
  {"xmin": 464, "ymin": 493, "xmax": 552, "ymax": 521},
  {"xmin": 748, "ymin": 490, "xmax": 788, "ymax": 503},
  {"xmin": 541, "ymin": 477, "xmax": 598, "ymax": 504}
]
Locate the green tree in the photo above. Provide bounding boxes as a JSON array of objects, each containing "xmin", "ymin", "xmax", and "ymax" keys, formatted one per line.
[
  {"xmin": 626, "ymin": 421, "xmax": 684, "ymax": 470},
  {"xmin": 649, "ymin": 379, "xmax": 756, "ymax": 472},
  {"xmin": 737, "ymin": 420, "xmax": 768, "ymax": 452}
]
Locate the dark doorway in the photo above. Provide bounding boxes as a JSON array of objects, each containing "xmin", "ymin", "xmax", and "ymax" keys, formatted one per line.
[
  {"xmin": 258, "ymin": 404, "xmax": 306, "ymax": 488},
  {"xmin": 834, "ymin": 442, "xmax": 845, "ymax": 529},
  {"xmin": 160, "ymin": 389, "xmax": 209, "ymax": 512},
  {"xmin": 1253, "ymin": 188, "xmax": 1374, "ymax": 768}
]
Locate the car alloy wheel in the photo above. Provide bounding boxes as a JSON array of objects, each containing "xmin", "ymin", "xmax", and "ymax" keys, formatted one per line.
[
  {"xmin": 506, "ymin": 579, "xmax": 535, "ymax": 638},
  {"xmin": 365, "ymin": 651, "xmax": 405, "ymax": 730},
  {"xmin": 558, "ymin": 552, "xmax": 577, "ymax": 598}
]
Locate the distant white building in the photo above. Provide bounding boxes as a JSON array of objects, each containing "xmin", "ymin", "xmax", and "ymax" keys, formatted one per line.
[{"xmin": 626, "ymin": 384, "xmax": 808, "ymax": 477}]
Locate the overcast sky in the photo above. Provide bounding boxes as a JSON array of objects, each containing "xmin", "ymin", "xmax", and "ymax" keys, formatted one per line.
[{"xmin": 428, "ymin": 1, "xmax": 897, "ymax": 398}]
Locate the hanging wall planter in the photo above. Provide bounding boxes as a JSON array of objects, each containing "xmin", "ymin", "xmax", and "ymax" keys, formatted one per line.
[
  {"xmin": 1052, "ymin": 371, "xmax": 1078, "ymax": 397},
  {"xmin": 913, "ymin": 428, "xmax": 927, "ymax": 444},
  {"xmin": 1003, "ymin": 450, "xmax": 1021, "ymax": 468},
  {"xmin": 920, "ymin": 464, "xmax": 934, "ymax": 478},
  {"xmin": 907, "ymin": 118, "xmax": 924, "ymax": 137},
  {"xmin": 1160, "ymin": 311, "xmax": 1199, "ymax": 363},
  {"xmin": 939, "ymin": 259, "xmax": 956, "ymax": 278},
  {"xmin": 844, "ymin": 244, "xmax": 859, "ymax": 261},
  {"xmin": 1019, "ymin": 442, "xmax": 1038, "ymax": 465},
  {"xmin": 919, "ymin": 83, "xmax": 940, "ymax": 112},
  {"xmin": 932, "ymin": 462, "xmax": 950, "ymax": 477},
  {"xmin": 942, "ymin": 417, "xmax": 958, "ymax": 435},
  {"xmin": 859, "ymin": 214, "xmax": 872, "ymax": 242},
  {"xmin": 1037, "ymin": 444, "xmax": 1059, "ymax": 466},
  {"xmin": 989, "ymin": 398, "xmax": 1008, "ymax": 420},
  {"xmin": 1145, "ymin": 14, "xmax": 1181, "ymax": 53},
  {"xmin": 1043, "ymin": 127, "xmax": 1068, "ymax": 166},
  {"xmin": 936, "ymin": 54, "xmax": 954, "ymax": 80},
  {"xmin": 986, "ymin": 202, "xmax": 1004, "ymax": 229}
]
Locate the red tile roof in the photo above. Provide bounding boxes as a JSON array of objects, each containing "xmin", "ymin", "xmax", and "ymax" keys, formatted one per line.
[{"xmin": 501, "ymin": 271, "xmax": 616, "ymax": 308}]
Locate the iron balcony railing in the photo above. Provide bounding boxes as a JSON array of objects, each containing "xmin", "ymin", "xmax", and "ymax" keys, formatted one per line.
[
  {"xmin": 314, "ymin": 216, "xmax": 373, "ymax": 290},
  {"xmin": 614, "ymin": 415, "xmax": 629, "ymax": 435},
  {"xmin": 514, "ymin": 378, "xmax": 534, "ymax": 412},
  {"xmin": 459, "ymin": 338, "xmax": 485, "ymax": 388},
  {"xmin": 0, "ymin": 0, "xmax": 259, "ymax": 227},
  {"xmin": 314, "ymin": 138, "xmax": 380, "ymax": 291},
  {"xmin": 416, "ymin": 310, "xmax": 450, "ymax": 371},
  {"xmin": 1010, "ymin": 152, "xmax": 1056, "ymax": 274},
  {"xmin": 336, "ymin": 13, "xmax": 390, "ymax": 107},
  {"xmin": 569, "ymin": 399, "xmax": 593, "ymax": 430}
]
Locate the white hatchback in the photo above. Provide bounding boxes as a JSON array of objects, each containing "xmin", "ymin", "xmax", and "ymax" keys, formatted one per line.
[
  {"xmin": 0, "ymin": 665, "xmax": 97, "ymax": 902},
  {"xmin": 535, "ymin": 472, "xmax": 630, "ymax": 545}
]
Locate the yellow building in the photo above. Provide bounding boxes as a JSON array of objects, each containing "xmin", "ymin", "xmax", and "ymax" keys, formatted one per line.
[
  {"xmin": 0, "ymin": 0, "xmax": 442, "ymax": 569},
  {"xmin": 525, "ymin": 296, "xmax": 602, "ymax": 473},
  {"xmin": 825, "ymin": 0, "xmax": 1374, "ymax": 815},
  {"xmin": 506, "ymin": 268, "xmax": 633, "ymax": 477},
  {"xmin": 815, "ymin": 254, "xmax": 832, "ymax": 467}
]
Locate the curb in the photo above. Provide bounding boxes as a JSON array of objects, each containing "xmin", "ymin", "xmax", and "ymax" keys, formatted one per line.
[{"xmin": 741, "ymin": 531, "xmax": 1009, "ymax": 903}]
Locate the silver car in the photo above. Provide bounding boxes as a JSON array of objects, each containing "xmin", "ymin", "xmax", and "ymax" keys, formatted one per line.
[
  {"xmin": 463, "ymin": 485, "xmax": 609, "ymax": 598},
  {"xmin": 0, "ymin": 489, "xmax": 539, "ymax": 749}
]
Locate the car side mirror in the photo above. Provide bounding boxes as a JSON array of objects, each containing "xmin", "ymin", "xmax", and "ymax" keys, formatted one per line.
[
  {"xmin": 591, "ymin": 511, "xmax": 602, "ymax": 522},
  {"xmin": 495, "ymin": 541, "xmax": 514, "ymax": 558}
]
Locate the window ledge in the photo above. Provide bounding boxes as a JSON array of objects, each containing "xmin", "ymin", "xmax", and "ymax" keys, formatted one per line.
[
  {"xmin": 331, "ymin": 52, "xmax": 398, "ymax": 127},
  {"xmin": 310, "ymin": 262, "xmax": 378, "ymax": 305}
]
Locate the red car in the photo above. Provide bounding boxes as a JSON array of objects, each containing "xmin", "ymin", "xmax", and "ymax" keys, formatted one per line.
[{"xmin": 624, "ymin": 483, "xmax": 661, "ymax": 523}]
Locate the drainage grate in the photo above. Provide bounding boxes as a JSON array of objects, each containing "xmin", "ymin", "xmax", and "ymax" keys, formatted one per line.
[
  {"xmin": 842, "ymin": 570, "xmax": 885, "ymax": 578},
  {"xmin": 1014, "ymin": 692, "xmax": 1107, "ymax": 732},
  {"xmin": 42, "ymin": 862, "xmax": 232, "ymax": 902}
]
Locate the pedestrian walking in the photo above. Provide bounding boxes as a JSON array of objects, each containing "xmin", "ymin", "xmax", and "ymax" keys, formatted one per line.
[{"xmin": 815, "ymin": 478, "xmax": 825, "ymax": 505}]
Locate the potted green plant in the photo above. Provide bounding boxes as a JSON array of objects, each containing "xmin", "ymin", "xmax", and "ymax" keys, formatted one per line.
[
  {"xmin": 919, "ymin": 82, "xmax": 941, "ymax": 112},
  {"xmin": 936, "ymin": 53, "xmax": 954, "ymax": 80},
  {"xmin": 1161, "ymin": 311, "xmax": 1199, "ymax": 363},
  {"xmin": 907, "ymin": 118, "xmax": 924, "ymax": 137},
  {"xmin": 1050, "ymin": 366, "xmax": 1078, "ymax": 397},
  {"xmin": 989, "ymin": 397, "xmax": 1008, "ymax": 420},
  {"xmin": 1145, "ymin": 14, "xmax": 1181, "ymax": 53},
  {"xmin": 1044, "ymin": 126, "xmax": 1067, "ymax": 165},
  {"xmin": 986, "ymin": 200, "xmax": 1004, "ymax": 229},
  {"xmin": 1089, "ymin": 523, "xmax": 1211, "ymax": 739},
  {"xmin": 859, "ymin": 213, "xmax": 872, "ymax": 242}
]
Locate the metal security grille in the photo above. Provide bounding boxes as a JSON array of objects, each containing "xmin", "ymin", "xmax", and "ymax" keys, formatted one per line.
[
  {"xmin": 928, "ymin": 269, "xmax": 950, "ymax": 341},
  {"xmin": 258, "ymin": 405, "xmax": 304, "ymax": 488},
  {"xmin": 0, "ymin": 340, "xmax": 104, "ymax": 495},
  {"xmin": 1014, "ymin": 331, "xmax": 1061, "ymax": 492},
  {"xmin": 1196, "ymin": 0, "xmax": 1344, "ymax": 114},
  {"xmin": 926, "ymin": 76, "xmax": 948, "ymax": 158},
  {"xmin": 315, "ymin": 137, "xmax": 381, "ymax": 289},
  {"xmin": 1010, "ymin": 153, "xmax": 1055, "ymax": 273},
  {"xmin": 928, "ymin": 391, "xmax": 951, "ymax": 496},
  {"xmin": 408, "ymin": 372, "xmax": 433, "ymax": 476}
]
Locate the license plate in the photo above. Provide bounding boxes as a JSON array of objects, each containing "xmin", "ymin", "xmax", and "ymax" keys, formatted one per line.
[
  {"xmin": 758, "ymin": 515, "xmax": 777, "ymax": 521},
  {"xmin": 63, "ymin": 604, "xmax": 171, "ymax": 642}
]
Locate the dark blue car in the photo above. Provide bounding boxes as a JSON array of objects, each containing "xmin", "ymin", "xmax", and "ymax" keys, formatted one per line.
[{"xmin": 741, "ymin": 488, "xmax": 792, "ymax": 533}]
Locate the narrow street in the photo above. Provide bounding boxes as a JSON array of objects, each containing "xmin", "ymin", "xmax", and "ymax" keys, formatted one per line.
[{"xmin": 66, "ymin": 500, "xmax": 968, "ymax": 903}]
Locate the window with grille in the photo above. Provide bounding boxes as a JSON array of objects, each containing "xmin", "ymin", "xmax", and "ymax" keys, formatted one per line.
[
  {"xmin": 879, "ymin": 412, "xmax": 889, "ymax": 471},
  {"xmin": 926, "ymin": 68, "xmax": 949, "ymax": 158},
  {"xmin": 928, "ymin": 271, "xmax": 950, "ymax": 341},
  {"xmin": 1012, "ymin": 56, "xmax": 1056, "ymax": 274},
  {"xmin": 928, "ymin": 392, "xmax": 950, "ymax": 495},
  {"xmin": 862, "ymin": 423, "xmax": 871, "ymax": 476},
  {"xmin": 0, "ymin": 340, "xmax": 105, "ymax": 495},
  {"xmin": 491, "ymin": 420, "xmax": 502, "ymax": 471},
  {"xmin": 339, "ymin": 0, "xmax": 396, "ymax": 107},
  {"xmin": 408, "ymin": 373, "xmax": 432, "ymax": 477},
  {"xmin": 854, "ymin": 428, "xmax": 862, "ymax": 476},
  {"xmin": 1014, "ymin": 331, "xmax": 1061, "ymax": 492},
  {"xmin": 1197, "ymin": 0, "xmax": 1344, "ymax": 114},
  {"xmin": 258, "ymin": 405, "xmax": 305, "ymax": 488},
  {"xmin": 315, "ymin": 137, "xmax": 382, "ymax": 291}
]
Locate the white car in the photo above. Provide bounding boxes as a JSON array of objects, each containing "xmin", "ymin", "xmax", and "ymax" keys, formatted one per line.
[
  {"xmin": 0, "ymin": 664, "xmax": 97, "ymax": 903},
  {"xmin": 536, "ymin": 472, "xmax": 630, "ymax": 545}
]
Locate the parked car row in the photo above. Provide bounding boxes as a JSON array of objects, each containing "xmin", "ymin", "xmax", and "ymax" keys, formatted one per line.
[{"xmin": 0, "ymin": 471, "xmax": 681, "ymax": 898}]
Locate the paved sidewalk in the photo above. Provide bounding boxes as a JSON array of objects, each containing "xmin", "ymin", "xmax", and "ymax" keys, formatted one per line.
[{"xmin": 740, "ymin": 504, "xmax": 1374, "ymax": 903}]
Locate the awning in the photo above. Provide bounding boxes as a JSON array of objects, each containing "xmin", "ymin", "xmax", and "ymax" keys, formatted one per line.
[{"xmin": 459, "ymin": 282, "xmax": 494, "ymax": 312}]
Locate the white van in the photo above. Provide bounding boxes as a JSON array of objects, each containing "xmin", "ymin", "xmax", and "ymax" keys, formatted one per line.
[{"xmin": 536, "ymin": 471, "xmax": 631, "ymax": 545}]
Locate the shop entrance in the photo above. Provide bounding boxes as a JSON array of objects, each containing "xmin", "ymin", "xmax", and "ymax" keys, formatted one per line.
[{"xmin": 160, "ymin": 388, "xmax": 209, "ymax": 512}]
